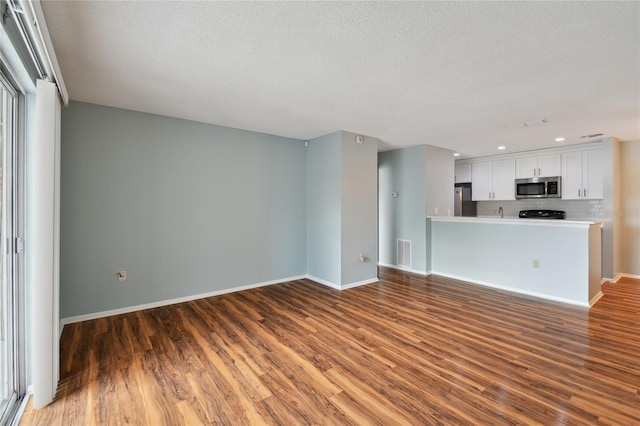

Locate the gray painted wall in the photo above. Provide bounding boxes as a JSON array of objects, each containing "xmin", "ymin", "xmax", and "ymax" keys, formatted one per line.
[
  {"xmin": 340, "ymin": 131, "xmax": 378, "ymax": 285},
  {"xmin": 425, "ymin": 145, "xmax": 455, "ymax": 217},
  {"xmin": 61, "ymin": 102, "xmax": 307, "ymax": 318},
  {"xmin": 620, "ymin": 140, "xmax": 640, "ymax": 275},
  {"xmin": 306, "ymin": 132, "xmax": 342, "ymax": 285},
  {"xmin": 378, "ymin": 146, "xmax": 427, "ymax": 273},
  {"xmin": 602, "ymin": 137, "xmax": 619, "ymax": 279},
  {"xmin": 424, "ymin": 145, "xmax": 455, "ymax": 271}
]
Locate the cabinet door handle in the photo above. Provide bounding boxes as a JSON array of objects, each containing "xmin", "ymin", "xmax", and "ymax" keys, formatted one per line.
[
  {"xmin": 578, "ymin": 189, "xmax": 581, "ymax": 198},
  {"xmin": 538, "ymin": 168, "xmax": 541, "ymax": 176},
  {"xmin": 533, "ymin": 168, "xmax": 536, "ymax": 176},
  {"xmin": 584, "ymin": 188, "xmax": 587, "ymax": 197}
]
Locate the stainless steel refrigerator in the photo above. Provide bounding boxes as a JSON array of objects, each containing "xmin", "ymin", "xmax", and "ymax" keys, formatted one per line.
[{"xmin": 454, "ymin": 186, "xmax": 477, "ymax": 217}]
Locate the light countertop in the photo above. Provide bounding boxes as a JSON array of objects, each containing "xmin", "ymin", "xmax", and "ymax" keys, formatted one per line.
[{"xmin": 427, "ymin": 216, "xmax": 603, "ymax": 228}]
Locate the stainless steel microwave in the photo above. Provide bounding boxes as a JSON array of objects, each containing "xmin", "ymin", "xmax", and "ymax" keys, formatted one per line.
[{"xmin": 515, "ymin": 176, "xmax": 561, "ymax": 199}]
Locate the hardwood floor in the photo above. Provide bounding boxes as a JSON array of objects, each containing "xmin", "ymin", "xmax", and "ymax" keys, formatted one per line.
[{"xmin": 21, "ymin": 268, "xmax": 640, "ymax": 425}]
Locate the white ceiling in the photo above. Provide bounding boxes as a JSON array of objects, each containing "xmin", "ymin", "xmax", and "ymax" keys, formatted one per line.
[{"xmin": 41, "ymin": 1, "xmax": 639, "ymax": 158}]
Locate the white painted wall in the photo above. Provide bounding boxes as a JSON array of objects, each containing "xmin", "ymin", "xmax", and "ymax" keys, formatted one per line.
[{"xmin": 31, "ymin": 80, "xmax": 61, "ymax": 408}]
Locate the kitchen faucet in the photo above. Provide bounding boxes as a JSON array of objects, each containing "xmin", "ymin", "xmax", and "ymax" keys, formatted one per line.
[{"xmin": 498, "ymin": 206, "xmax": 504, "ymax": 218}]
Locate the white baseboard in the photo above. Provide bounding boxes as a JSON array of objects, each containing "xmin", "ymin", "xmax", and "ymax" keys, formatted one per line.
[
  {"xmin": 589, "ymin": 291, "xmax": 604, "ymax": 307},
  {"xmin": 342, "ymin": 278, "xmax": 379, "ymax": 290},
  {"xmin": 304, "ymin": 275, "xmax": 378, "ymax": 290},
  {"xmin": 378, "ymin": 262, "xmax": 429, "ymax": 276},
  {"xmin": 60, "ymin": 274, "xmax": 307, "ymax": 328},
  {"xmin": 431, "ymin": 270, "xmax": 591, "ymax": 308},
  {"xmin": 305, "ymin": 275, "xmax": 340, "ymax": 289},
  {"xmin": 611, "ymin": 273, "xmax": 640, "ymax": 282}
]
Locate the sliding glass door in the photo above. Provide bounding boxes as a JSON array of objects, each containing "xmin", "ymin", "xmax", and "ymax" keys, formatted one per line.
[{"xmin": 0, "ymin": 67, "xmax": 24, "ymax": 424}]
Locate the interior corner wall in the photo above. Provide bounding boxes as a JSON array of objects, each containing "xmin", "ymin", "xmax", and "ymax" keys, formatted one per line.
[
  {"xmin": 306, "ymin": 131, "xmax": 342, "ymax": 286},
  {"xmin": 612, "ymin": 138, "xmax": 623, "ymax": 277},
  {"xmin": 60, "ymin": 102, "xmax": 307, "ymax": 318},
  {"xmin": 378, "ymin": 146, "xmax": 427, "ymax": 273},
  {"xmin": 425, "ymin": 145, "xmax": 455, "ymax": 217},
  {"xmin": 340, "ymin": 132, "xmax": 378, "ymax": 285},
  {"xmin": 602, "ymin": 137, "xmax": 619, "ymax": 278},
  {"xmin": 620, "ymin": 140, "xmax": 640, "ymax": 275}
]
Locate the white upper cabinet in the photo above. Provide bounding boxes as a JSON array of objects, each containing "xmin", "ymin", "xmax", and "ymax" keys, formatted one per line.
[
  {"xmin": 538, "ymin": 154, "xmax": 562, "ymax": 177},
  {"xmin": 454, "ymin": 164, "xmax": 472, "ymax": 183},
  {"xmin": 515, "ymin": 154, "xmax": 561, "ymax": 178},
  {"xmin": 562, "ymin": 151, "xmax": 582, "ymax": 199},
  {"xmin": 472, "ymin": 159, "xmax": 515, "ymax": 201},
  {"xmin": 561, "ymin": 148, "xmax": 603, "ymax": 200},
  {"xmin": 582, "ymin": 149, "xmax": 603, "ymax": 199},
  {"xmin": 472, "ymin": 161, "xmax": 493, "ymax": 201},
  {"xmin": 515, "ymin": 156, "xmax": 537, "ymax": 179},
  {"xmin": 493, "ymin": 159, "xmax": 516, "ymax": 200}
]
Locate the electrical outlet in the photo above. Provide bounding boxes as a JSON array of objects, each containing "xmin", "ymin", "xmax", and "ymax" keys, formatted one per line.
[
  {"xmin": 117, "ymin": 271, "xmax": 127, "ymax": 282},
  {"xmin": 532, "ymin": 259, "xmax": 540, "ymax": 269}
]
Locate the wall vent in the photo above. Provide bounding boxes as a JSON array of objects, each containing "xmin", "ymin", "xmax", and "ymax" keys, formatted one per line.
[{"xmin": 397, "ymin": 239, "xmax": 412, "ymax": 268}]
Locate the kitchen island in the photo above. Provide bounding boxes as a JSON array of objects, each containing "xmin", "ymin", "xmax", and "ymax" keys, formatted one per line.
[{"xmin": 428, "ymin": 216, "xmax": 602, "ymax": 307}]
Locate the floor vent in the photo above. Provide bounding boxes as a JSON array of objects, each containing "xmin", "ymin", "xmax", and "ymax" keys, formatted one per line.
[{"xmin": 397, "ymin": 239, "xmax": 412, "ymax": 268}]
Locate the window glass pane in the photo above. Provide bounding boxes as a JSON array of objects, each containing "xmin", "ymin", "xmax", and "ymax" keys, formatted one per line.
[{"xmin": 0, "ymin": 74, "xmax": 20, "ymax": 423}]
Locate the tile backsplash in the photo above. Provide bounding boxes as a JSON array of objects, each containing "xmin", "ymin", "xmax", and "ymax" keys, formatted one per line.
[{"xmin": 476, "ymin": 199, "xmax": 603, "ymax": 220}]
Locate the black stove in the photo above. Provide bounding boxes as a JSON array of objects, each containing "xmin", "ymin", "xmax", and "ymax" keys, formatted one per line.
[{"xmin": 519, "ymin": 210, "xmax": 566, "ymax": 219}]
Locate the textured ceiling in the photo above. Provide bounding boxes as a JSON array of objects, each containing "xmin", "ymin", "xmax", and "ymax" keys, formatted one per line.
[{"xmin": 41, "ymin": 1, "xmax": 639, "ymax": 158}]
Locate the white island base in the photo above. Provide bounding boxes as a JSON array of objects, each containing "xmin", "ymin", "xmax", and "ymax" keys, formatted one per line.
[{"xmin": 428, "ymin": 217, "xmax": 602, "ymax": 307}]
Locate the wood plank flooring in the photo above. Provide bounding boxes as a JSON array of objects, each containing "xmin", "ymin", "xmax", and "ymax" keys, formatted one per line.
[{"xmin": 21, "ymin": 267, "xmax": 640, "ymax": 425}]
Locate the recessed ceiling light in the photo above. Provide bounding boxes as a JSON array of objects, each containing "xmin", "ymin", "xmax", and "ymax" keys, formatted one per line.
[
  {"xmin": 497, "ymin": 145, "xmax": 506, "ymax": 150},
  {"xmin": 555, "ymin": 137, "xmax": 565, "ymax": 142},
  {"xmin": 453, "ymin": 152, "xmax": 460, "ymax": 157}
]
